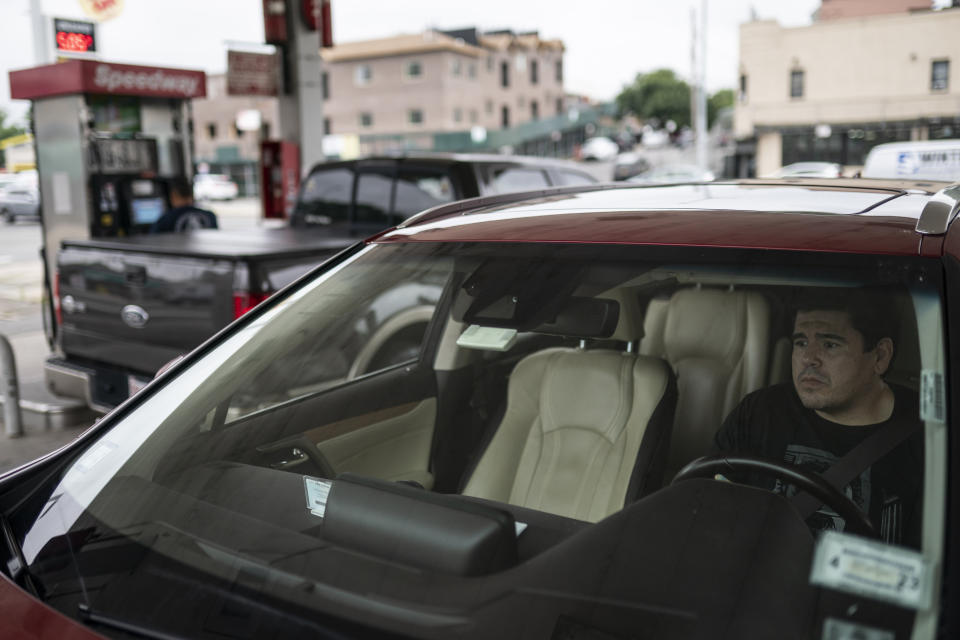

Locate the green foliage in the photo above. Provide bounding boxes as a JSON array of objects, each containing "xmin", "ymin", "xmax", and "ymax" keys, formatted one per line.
[
  {"xmin": 617, "ymin": 70, "xmax": 735, "ymax": 131},
  {"xmin": 0, "ymin": 109, "xmax": 27, "ymax": 167},
  {"xmin": 616, "ymin": 69, "xmax": 691, "ymax": 129},
  {"xmin": 707, "ymin": 89, "xmax": 734, "ymax": 129}
]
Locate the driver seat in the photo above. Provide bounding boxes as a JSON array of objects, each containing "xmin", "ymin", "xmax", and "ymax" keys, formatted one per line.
[{"xmin": 462, "ymin": 291, "xmax": 677, "ymax": 522}]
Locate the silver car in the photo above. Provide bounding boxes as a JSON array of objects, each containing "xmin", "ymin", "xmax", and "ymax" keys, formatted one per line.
[{"xmin": 0, "ymin": 170, "xmax": 40, "ymax": 224}]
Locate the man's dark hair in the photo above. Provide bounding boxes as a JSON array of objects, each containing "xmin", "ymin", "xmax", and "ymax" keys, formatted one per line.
[
  {"xmin": 793, "ymin": 287, "xmax": 900, "ymax": 355},
  {"xmin": 169, "ymin": 177, "xmax": 193, "ymax": 200}
]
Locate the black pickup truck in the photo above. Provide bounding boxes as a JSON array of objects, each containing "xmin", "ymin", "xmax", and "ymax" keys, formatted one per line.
[{"xmin": 45, "ymin": 153, "xmax": 598, "ymax": 411}]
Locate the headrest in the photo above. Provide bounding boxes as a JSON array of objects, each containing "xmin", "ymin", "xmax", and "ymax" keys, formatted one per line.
[
  {"xmin": 662, "ymin": 288, "xmax": 752, "ymax": 364},
  {"xmin": 599, "ymin": 287, "xmax": 645, "ymax": 343}
]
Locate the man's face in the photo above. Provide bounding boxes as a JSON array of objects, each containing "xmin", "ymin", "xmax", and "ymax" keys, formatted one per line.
[{"xmin": 791, "ymin": 310, "xmax": 887, "ymax": 413}]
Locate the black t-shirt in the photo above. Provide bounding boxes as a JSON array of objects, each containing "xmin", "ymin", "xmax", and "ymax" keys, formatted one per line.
[
  {"xmin": 713, "ymin": 383, "xmax": 924, "ymax": 547},
  {"xmin": 151, "ymin": 205, "xmax": 219, "ymax": 233}
]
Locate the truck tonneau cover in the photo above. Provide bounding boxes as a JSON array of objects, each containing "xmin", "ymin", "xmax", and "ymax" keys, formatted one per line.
[{"xmin": 61, "ymin": 227, "xmax": 362, "ymax": 260}]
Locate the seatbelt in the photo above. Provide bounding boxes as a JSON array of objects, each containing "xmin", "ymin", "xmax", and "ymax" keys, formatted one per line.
[{"xmin": 792, "ymin": 417, "xmax": 920, "ymax": 520}]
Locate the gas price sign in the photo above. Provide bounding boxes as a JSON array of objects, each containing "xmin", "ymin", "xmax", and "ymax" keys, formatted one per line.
[{"xmin": 54, "ymin": 18, "xmax": 97, "ymax": 54}]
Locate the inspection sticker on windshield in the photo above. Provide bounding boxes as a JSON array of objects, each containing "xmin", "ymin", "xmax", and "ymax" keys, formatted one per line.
[
  {"xmin": 920, "ymin": 369, "xmax": 945, "ymax": 423},
  {"xmin": 810, "ymin": 531, "xmax": 932, "ymax": 610},
  {"xmin": 303, "ymin": 476, "xmax": 332, "ymax": 518}
]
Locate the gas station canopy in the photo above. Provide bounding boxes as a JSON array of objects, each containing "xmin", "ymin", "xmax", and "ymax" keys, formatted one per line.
[{"xmin": 9, "ymin": 59, "xmax": 206, "ymax": 101}]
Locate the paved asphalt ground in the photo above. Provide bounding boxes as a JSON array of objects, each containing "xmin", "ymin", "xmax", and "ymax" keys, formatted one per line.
[{"xmin": 0, "ymin": 160, "xmax": 617, "ymax": 475}]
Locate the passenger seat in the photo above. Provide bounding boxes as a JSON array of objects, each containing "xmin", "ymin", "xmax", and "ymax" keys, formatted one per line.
[
  {"xmin": 462, "ymin": 291, "xmax": 677, "ymax": 522},
  {"xmin": 641, "ymin": 287, "xmax": 770, "ymax": 480}
]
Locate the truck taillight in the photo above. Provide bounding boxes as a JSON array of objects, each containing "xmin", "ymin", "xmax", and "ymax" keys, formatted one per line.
[
  {"xmin": 233, "ymin": 291, "xmax": 271, "ymax": 319},
  {"xmin": 53, "ymin": 271, "xmax": 62, "ymax": 326}
]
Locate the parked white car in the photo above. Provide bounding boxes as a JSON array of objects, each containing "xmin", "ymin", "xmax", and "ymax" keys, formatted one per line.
[
  {"xmin": 193, "ymin": 173, "xmax": 239, "ymax": 201},
  {"xmin": 579, "ymin": 136, "xmax": 620, "ymax": 162}
]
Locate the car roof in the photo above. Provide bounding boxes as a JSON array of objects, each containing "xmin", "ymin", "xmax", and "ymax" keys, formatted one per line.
[
  {"xmin": 376, "ymin": 179, "xmax": 955, "ymax": 256},
  {"xmin": 306, "ymin": 152, "xmax": 591, "ymax": 173}
]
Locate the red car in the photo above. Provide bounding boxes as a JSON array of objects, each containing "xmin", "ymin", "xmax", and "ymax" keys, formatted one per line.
[{"xmin": 0, "ymin": 179, "xmax": 955, "ymax": 639}]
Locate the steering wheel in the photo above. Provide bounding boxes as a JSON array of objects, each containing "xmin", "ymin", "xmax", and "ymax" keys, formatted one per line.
[{"xmin": 672, "ymin": 454, "xmax": 877, "ymax": 538}]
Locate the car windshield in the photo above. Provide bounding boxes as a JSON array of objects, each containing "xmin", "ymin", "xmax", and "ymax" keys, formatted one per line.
[{"xmin": 13, "ymin": 241, "xmax": 947, "ymax": 638}]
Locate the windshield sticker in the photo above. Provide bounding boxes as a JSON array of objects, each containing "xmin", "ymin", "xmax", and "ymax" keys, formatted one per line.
[
  {"xmin": 810, "ymin": 531, "xmax": 932, "ymax": 610},
  {"xmin": 456, "ymin": 325, "xmax": 518, "ymax": 352},
  {"xmin": 304, "ymin": 476, "xmax": 332, "ymax": 518},
  {"xmin": 822, "ymin": 618, "xmax": 894, "ymax": 640},
  {"xmin": 920, "ymin": 370, "xmax": 946, "ymax": 423},
  {"xmin": 73, "ymin": 441, "xmax": 117, "ymax": 474}
]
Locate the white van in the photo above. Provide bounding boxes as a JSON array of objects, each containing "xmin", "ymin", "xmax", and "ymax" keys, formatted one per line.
[{"xmin": 862, "ymin": 139, "xmax": 960, "ymax": 181}]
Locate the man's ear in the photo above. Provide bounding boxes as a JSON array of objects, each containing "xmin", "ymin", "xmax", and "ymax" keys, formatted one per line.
[{"xmin": 873, "ymin": 337, "xmax": 894, "ymax": 375}]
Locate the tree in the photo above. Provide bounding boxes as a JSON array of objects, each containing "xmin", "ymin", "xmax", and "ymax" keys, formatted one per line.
[
  {"xmin": 707, "ymin": 89, "xmax": 734, "ymax": 129},
  {"xmin": 0, "ymin": 108, "xmax": 27, "ymax": 168},
  {"xmin": 616, "ymin": 69, "xmax": 691, "ymax": 129}
]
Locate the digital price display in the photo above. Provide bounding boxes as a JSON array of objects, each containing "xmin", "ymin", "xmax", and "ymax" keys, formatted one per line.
[{"xmin": 54, "ymin": 18, "xmax": 97, "ymax": 54}]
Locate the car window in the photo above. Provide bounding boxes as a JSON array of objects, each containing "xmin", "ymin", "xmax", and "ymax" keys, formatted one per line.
[
  {"xmin": 551, "ymin": 170, "xmax": 595, "ymax": 186},
  {"xmin": 354, "ymin": 164, "xmax": 396, "ymax": 225},
  {"xmin": 487, "ymin": 166, "xmax": 550, "ymax": 193},
  {"xmin": 393, "ymin": 168, "xmax": 457, "ymax": 219},
  {"xmin": 12, "ymin": 242, "xmax": 947, "ymax": 639},
  {"xmin": 223, "ymin": 252, "xmax": 448, "ymax": 419},
  {"xmin": 292, "ymin": 166, "xmax": 354, "ymax": 225}
]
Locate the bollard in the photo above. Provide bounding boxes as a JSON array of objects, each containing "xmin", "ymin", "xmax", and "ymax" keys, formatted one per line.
[{"xmin": 0, "ymin": 334, "xmax": 23, "ymax": 438}]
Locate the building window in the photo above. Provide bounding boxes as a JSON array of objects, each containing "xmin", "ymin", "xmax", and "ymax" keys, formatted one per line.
[
  {"xmin": 206, "ymin": 123, "xmax": 217, "ymax": 138},
  {"xmin": 514, "ymin": 53, "xmax": 526, "ymax": 73},
  {"xmin": 234, "ymin": 123, "xmax": 244, "ymax": 138},
  {"xmin": 485, "ymin": 100, "xmax": 493, "ymax": 115},
  {"xmin": 556, "ymin": 97, "xmax": 563, "ymax": 115},
  {"xmin": 323, "ymin": 118, "xmax": 331, "ymax": 135},
  {"xmin": 932, "ymin": 59, "xmax": 949, "ymax": 92},
  {"xmin": 555, "ymin": 60, "xmax": 563, "ymax": 83},
  {"xmin": 408, "ymin": 109, "xmax": 423, "ymax": 125},
  {"xmin": 486, "ymin": 56, "xmax": 494, "ymax": 72},
  {"xmin": 469, "ymin": 109, "xmax": 478, "ymax": 123},
  {"xmin": 530, "ymin": 100, "xmax": 539, "ymax": 120},
  {"xmin": 453, "ymin": 107, "xmax": 462, "ymax": 123},
  {"xmin": 467, "ymin": 62, "xmax": 477, "ymax": 79},
  {"xmin": 739, "ymin": 74, "xmax": 747, "ymax": 104},
  {"xmin": 500, "ymin": 61, "xmax": 510, "ymax": 88},
  {"xmin": 501, "ymin": 105, "xmax": 510, "ymax": 128},
  {"xmin": 355, "ymin": 64, "xmax": 372, "ymax": 86},
  {"xmin": 530, "ymin": 59, "xmax": 539, "ymax": 85},
  {"xmin": 451, "ymin": 58, "xmax": 462, "ymax": 76},
  {"xmin": 359, "ymin": 112, "xmax": 373, "ymax": 128},
  {"xmin": 322, "ymin": 72, "xmax": 329, "ymax": 100},
  {"xmin": 405, "ymin": 60, "xmax": 423, "ymax": 79},
  {"xmin": 790, "ymin": 69, "xmax": 804, "ymax": 99}
]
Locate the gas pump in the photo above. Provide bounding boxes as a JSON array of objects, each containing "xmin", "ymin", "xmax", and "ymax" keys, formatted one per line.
[
  {"xmin": 9, "ymin": 58, "xmax": 206, "ymax": 342},
  {"xmin": 260, "ymin": 139, "xmax": 300, "ymax": 219}
]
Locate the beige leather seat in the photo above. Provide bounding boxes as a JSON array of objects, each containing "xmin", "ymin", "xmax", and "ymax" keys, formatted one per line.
[
  {"xmin": 641, "ymin": 287, "xmax": 770, "ymax": 480},
  {"xmin": 462, "ymin": 292, "xmax": 676, "ymax": 523}
]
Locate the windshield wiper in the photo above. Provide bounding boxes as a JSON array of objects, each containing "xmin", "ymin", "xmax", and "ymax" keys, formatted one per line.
[
  {"xmin": 78, "ymin": 603, "xmax": 185, "ymax": 640},
  {"xmin": 1, "ymin": 516, "xmax": 40, "ymax": 599}
]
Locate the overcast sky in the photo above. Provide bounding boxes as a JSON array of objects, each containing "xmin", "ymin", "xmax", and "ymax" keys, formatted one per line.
[{"xmin": 0, "ymin": 0, "xmax": 941, "ymax": 125}]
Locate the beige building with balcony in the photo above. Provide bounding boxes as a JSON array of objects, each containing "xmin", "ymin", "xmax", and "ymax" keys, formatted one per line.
[
  {"xmin": 320, "ymin": 28, "xmax": 566, "ymax": 141},
  {"xmin": 735, "ymin": 1, "xmax": 960, "ymax": 176}
]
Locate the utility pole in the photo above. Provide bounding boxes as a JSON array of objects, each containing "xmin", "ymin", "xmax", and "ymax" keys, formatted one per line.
[
  {"xmin": 695, "ymin": 0, "xmax": 709, "ymax": 172},
  {"xmin": 29, "ymin": 0, "xmax": 51, "ymax": 65}
]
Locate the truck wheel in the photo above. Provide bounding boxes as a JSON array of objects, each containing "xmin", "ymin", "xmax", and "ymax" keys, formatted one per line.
[{"xmin": 2, "ymin": 210, "xmax": 13, "ymax": 225}]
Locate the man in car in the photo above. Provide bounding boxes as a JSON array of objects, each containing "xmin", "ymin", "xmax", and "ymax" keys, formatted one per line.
[
  {"xmin": 713, "ymin": 288, "xmax": 924, "ymax": 547},
  {"xmin": 151, "ymin": 177, "xmax": 219, "ymax": 232}
]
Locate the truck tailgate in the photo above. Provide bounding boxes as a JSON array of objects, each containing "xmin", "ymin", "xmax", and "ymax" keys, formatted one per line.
[{"xmin": 56, "ymin": 228, "xmax": 356, "ymax": 376}]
